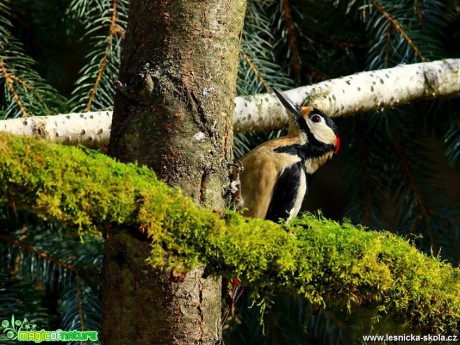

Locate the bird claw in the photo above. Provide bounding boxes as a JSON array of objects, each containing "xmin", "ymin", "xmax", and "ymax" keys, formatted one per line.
[{"xmin": 225, "ymin": 160, "xmax": 244, "ymax": 210}]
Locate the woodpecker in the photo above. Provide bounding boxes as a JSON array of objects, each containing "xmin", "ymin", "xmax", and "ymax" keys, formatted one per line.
[
  {"xmin": 238, "ymin": 88, "xmax": 340, "ymax": 223},
  {"xmin": 223, "ymin": 89, "xmax": 340, "ymax": 322}
]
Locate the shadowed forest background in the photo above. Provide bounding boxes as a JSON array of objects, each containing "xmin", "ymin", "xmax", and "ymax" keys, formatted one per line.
[{"xmin": 0, "ymin": 0, "xmax": 459, "ymax": 344}]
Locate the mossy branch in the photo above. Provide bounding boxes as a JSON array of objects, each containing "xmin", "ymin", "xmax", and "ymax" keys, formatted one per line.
[{"xmin": 0, "ymin": 132, "xmax": 459, "ymax": 333}]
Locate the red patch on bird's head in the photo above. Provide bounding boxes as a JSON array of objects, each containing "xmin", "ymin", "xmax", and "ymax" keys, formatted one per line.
[{"xmin": 334, "ymin": 135, "xmax": 340, "ymax": 154}]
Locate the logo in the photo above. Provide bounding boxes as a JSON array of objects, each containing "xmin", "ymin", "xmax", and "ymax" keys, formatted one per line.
[{"xmin": 1, "ymin": 315, "xmax": 98, "ymax": 343}]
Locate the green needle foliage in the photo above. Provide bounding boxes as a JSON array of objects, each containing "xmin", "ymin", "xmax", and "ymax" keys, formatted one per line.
[
  {"xmin": 0, "ymin": 132, "xmax": 459, "ymax": 335},
  {"xmin": 0, "ymin": 3, "xmax": 66, "ymax": 119},
  {"xmin": 0, "ymin": 207, "xmax": 103, "ymax": 344},
  {"xmin": 66, "ymin": 0, "xmax": 128, "ymax": 112}
]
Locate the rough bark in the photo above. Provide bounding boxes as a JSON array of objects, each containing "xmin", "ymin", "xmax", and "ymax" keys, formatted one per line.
[
  {"xmin": 102, "ymin": 233, "xmax": 222, "ymax": 345},
  {"xmin": 1, "ymin": 59, "xmax": 459, "ymax": 144},
  {"xmin": 107, "ymin": 1, "xmax": 244, "ymax": 202},
  {"xmin": 101, "ymin": 0, "xmax": 246, "ymax": 344}
]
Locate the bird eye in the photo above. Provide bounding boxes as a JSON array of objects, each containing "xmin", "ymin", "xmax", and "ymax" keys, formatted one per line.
[{"xmin": 310, "ymin": 114, "xmax": 322, "ymax": 123}]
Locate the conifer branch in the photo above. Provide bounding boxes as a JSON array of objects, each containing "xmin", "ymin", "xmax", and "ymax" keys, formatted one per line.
[
  {"xmin": 239, "ymin": 48, "xmax": 271, "ymax": 92},
  {"xmin": 0, "ymin": 60, "xmax": 53, "ymax": 117},
  {"xmin": 357, "ymin": 119, "xmax": 372, "ymax": 226},
  {"xmin": 280, "ymin": 0, "xmax": 302, "ymax": 78},
  {"xmin": 414, "ymin": 0, "xmax": 424, "ymax": 24},
  {"xmin": 369, "ymin": 0, "xmax": 426, "ymax": 62},
  {"xmin": 86, "ymin": 0, "xmax": 121, "ymax": 111},
  {"xmin": 392, "ymin": 140, "xmax": 438, "ymax": 254},
  {"xmin": 385, "ymin": 26, "xmax": 392, "ymax": 67},
  {"xmin": 0, "ymin": 59, "xmax": 29, "ymax": 118},
  {"xmin": 300, "ymin": 31, "xmax": 364, "ymax": 49},
  {"xmin": 0, "ymin": 2, "xmax": 67, "ymax": 118},
  {"xmin": 0, "ymin": 233, "xmax": 77, "ymax": 273},
  {"xmin": 0, "ymin": 228, "xmax": 102, "ymax": 294},
  {"xmin": 75, "ymin": 276, "xmax": 85, "ymax": 334}
]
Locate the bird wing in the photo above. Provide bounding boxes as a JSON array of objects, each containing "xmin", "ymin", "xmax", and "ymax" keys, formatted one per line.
[
  {"xmin": 240, "ymin": 148, "xmax": 281, "ymax": 219},
  {"xmin": 266, "ymin": 162, "xmax": 307, "ymax": 222}
]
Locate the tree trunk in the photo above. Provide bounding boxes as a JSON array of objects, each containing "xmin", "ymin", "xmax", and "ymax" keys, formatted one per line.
[{"xmin": 101, "ymin": 0, "xmax": 246, "ymax": 344}]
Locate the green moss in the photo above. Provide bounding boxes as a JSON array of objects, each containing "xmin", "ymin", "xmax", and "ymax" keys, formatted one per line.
[{"xmin": 0, "ymin": 133, "xmax": 459, "ymax": 333}]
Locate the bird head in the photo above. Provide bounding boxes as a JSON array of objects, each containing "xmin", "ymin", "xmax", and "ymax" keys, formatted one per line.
[{"xmin": 273, "ymin": 88, "xmax": 340, "ymax": 155}]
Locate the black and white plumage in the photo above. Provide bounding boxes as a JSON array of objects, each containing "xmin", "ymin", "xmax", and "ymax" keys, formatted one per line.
[{"xmin": 239, "ymin": 88, "xmax": 340, "ymax": 223}]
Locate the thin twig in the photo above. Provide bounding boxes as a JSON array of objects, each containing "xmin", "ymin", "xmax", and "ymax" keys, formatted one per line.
[
  {"xmin": 0, "ymin": 233, "xmax": 77, "ymax": 273},
  {"xmin": 75, "ymin": 275, "xmax": 86, "ymax": 341},
  {"xmin": 86, "ymin": 0, "xmax": 121, "ymax": 111},
  {"xmin": 1, "ymin": 232, "xmax": 88, "ymax": 342},
  {"xmin": 385, "ymin": 26, "xmax": 392, "ymax": 67},
  {"xmin": 239, "ymin": 48, "xmax": 271, "ymax": 92},
  {"xmin": 370, "ymin": 0, "xmax": 426, "ymax": 62},
  {"xmin": 392, "ymin": 140, "xmax": 438, "ymax": 254},
  {"xmin": 0, "ymin": 59, "xmax": 29, "ymax": 118},
  {"xmin": 300, "ymin": 31, "xmax": 366, "ymax": 49},
  {"xmin": 113, "ymin": 24, "xmax": 125, "ymax": 39},
  {"xmin": 8, "ymin": 73, "xmax": 50, "ymax": 113},
  {"xmin": 414, "ymin": 0, "xmax": 424, "ymax": 25},
  {"xmin": 357, "ymin": 118, "xmax": 372, "ymax": 226},
  {"xmin": 281, "ymin": 0, "xmax": 302, "ymax": 80}
]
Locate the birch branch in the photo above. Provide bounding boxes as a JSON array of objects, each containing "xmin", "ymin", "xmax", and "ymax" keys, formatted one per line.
[
  {"xmin": 1, "ymin": 59, "xmax": 459, "ymax": 147},
  {"xmin": 1, "ymin": 110, "xmax": 112, "ymax": 148},
  {"xmin": 234, "ymin": 59, "xmax": 460, "ymax": 131}
]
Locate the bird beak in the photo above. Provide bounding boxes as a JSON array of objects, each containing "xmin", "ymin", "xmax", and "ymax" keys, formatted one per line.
[{"xmin": 273, "ymin": 88, "xmax": 301, "ymax": 116}]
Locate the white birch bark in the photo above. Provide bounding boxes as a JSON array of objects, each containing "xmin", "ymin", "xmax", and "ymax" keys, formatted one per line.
[
  {"xmin": 1, "ymin": 59, "xmax": 459, "ymax": 146},
  {"xmin": 233, "ymin": 59, "xmax": 460, "ymax": 132},
  {"xmin": 1, "ymin": 111, "xmax": 112, "ymax": 148}
]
